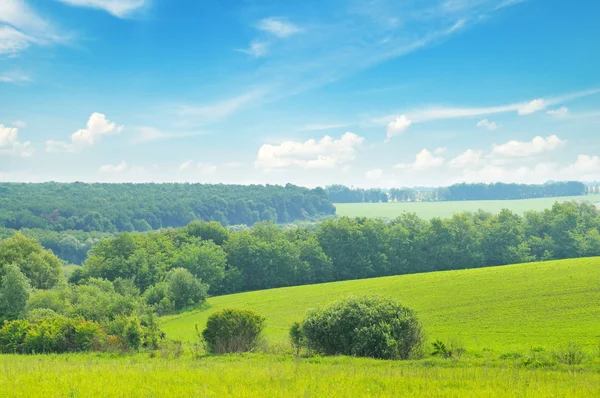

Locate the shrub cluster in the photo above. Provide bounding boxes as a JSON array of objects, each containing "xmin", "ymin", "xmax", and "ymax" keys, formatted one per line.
[
  {"xmin": 0, "ymin": 317, "xmax": 104, "ymax": 354},
  {"xmin": 293, "ymin": 295, "xmax": 424, "ymax": 360},
  {"xmin": 201, "ymin": 309, "xmax": 266, "ymax": 354}
]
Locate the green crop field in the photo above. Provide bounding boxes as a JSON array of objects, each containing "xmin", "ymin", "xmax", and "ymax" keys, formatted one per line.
[
  {"xmin": 334, "ymin": 194, "xmax": 600, "ymax": 220},
  {"xmin": 162, "ymin": 257, "xmax": 600, "ymax": 353},
  {"xmin": 2, "ymin": 354, "xmax": 600, "ymax": 397}
]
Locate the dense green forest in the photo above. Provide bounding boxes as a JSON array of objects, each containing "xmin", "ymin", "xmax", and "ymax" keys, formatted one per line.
[
  {"xmin": 326, "ymin": 182, "xmax": 586, "ymax": 203},
  {"xmin": 69, "ymin": 201, "xmax": 600, "ymax": 295},
  {"xmin": 0, "ymin": 183, "xmax": 335, "ymax": 233}
]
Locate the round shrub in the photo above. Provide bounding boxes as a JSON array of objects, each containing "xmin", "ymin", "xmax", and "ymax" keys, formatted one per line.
[
  {"xmin": 300, "ymin": 295, "xmax": 423, "ymax": 360},
  {"xmin": 202, "ymin": 309, "xmax": 265, "ymax": 354}
]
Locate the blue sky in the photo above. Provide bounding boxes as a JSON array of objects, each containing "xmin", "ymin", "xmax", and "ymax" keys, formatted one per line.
[{"xmin": 1, "ymin": 0, "xmax": 600, "ymax": 187}]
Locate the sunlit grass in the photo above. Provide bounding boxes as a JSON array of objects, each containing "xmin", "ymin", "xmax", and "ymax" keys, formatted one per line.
[{"xmin": 2, "ymin": 354, "xmax": 600, "ymax": 397}]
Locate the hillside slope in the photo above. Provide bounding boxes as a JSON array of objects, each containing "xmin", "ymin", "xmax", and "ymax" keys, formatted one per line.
[{"xmin": 162, "ymin": 257, "xmax": 600, "ymax": 351}]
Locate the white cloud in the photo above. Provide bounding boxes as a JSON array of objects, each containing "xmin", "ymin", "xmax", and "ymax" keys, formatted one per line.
[
  {"xmin": 395, "ymin": 149, "xmax": 445, "ymax": 171},
  {"xmin": 99, "ymin": 161, "xmax": 127, "ymax": 173},
  {"xmin": 491, "ymin": 135, "xmax": 565, "ymax": 158},
  {"xmin": 179, "ymin": 160, "xmax": 194, "ymax": 171},
  {"xmin": 45, "ymin": 140, "xmax": 76, "ymax": 153},
  {"xmin": 257, "ymin": 18, "xmax": 302, "ymax": 38},
  {"xmin": 517, "ymin": 99, "xmax": 546, "ymax": 115},
  {"xmin": 255, "ymin": 132, "xmax": 364, "ymax": 171},
  {"xmin": 365, "ymin": 169, "xmax": 383, "ymax": 180},
  {"xmin": 55, "ymin": 0, "xmax": 146, "ymax": 17},
  {"xmin": 434, "ymin": 147, "xmax": 447, "ymax": 155},
  {"xmin": 562, "ymin": 155, "xmax": 600, "ymax": 175},
  {"xmin": 547, "ymin": 106, "xmax": 569, "ymax": 117},
  {"xmin": 12, "ymin": 120, "xmax": 26, "ymax": 128},
  {"xmin": 0, "ymin": 71, "xmax": 31, "ymax": 84},
  {"xmin": 385, "ymin": 115, "xmax": 412, "ymax": 142},
  {"xmin": 0, "ymin": 123, "xmax": 33, "ymax": 157},
  {"xmin": 450, "ymin": 149, "xmax": 484, "ymax": 168},
  {"xmin": 476, "ymin": 118, "xmax": 497, "ymax": 130},
  {"xmin": 375, "ymin": 89, "xmax": 600, "ymax": 135},
  {"xmin": 238, "ymin": 40, "xmax": 269, "ymax": 58},
  {"xmin": 198, "ymin": 164, "xmax": 217, "ymax": 175},
  {"xmin": 45, "ymin": 113, "xmax": 123, "ymax": 152},
  {"xmin": 133, "ymin": 126, "xmax": 201, "ymax": 144}
]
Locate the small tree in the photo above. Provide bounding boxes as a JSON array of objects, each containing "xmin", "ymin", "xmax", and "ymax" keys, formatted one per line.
[
  {"xmin": 0, "ymin": 264, "xmax": 31, "ymax": 322},
  {"xmin": 202, "ymin": 309, "xmax": 265, "ymax": 354},
  {"xmin": 124, "ymin": 317, "xmax": 143, "ymax": 351},
  {"xmin": 300, "ymin": 295, "xmax": 423, "ymax": 360},
  {"xmin": 166, "ymin": 268, "xmax": 208, "ymax": 311}
]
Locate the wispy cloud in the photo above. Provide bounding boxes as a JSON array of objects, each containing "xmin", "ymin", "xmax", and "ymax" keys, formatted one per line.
[
  {"xmin": 184, "ymin": 0, "xmax": 529, "ymax": 127},
  {"xmin": 0, "ymin": 70, "xmax": 31, "ymax": 84},
  {"xmin": 55, "ymin": 0, "xmax": 146, "ymax": 18},
  {"xmin": 375, "ymin": 88, "xmax": 600, "ymax": 140},
  {"xmin": 256, "ymin": 18, "xmax": 302, "ymax": 38},
  {"xmin": 0, "ymin": 0, "xmax": 70, "ymax": 56},
  {"xmin": 476, "ymin": 118, "xmax": 497, "ymax": 130},
  {"xmin": 237, "ymin": 40, "xmax": 269, "ymax": 58},
  {"xmin": 177, "ymin": 88, "xmax": 267, "ymax": 126}
]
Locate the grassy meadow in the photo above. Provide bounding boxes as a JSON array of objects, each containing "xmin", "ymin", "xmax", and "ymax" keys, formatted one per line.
[
  {"xmin": 334, "ymin": 194, "xmax": 600, "ymax": 220},
  {"xmin": 2, "ymin": 354, "xmax": 600, "ymax": 397},
  {"xmin": 162, "ymin": 257, "xmax": 600, "ymax": 353}
]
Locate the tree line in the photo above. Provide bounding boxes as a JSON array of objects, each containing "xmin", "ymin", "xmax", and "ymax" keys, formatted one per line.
[
  {"xmin": 0, "ymin": 183, "xmax": 335, "ymax": 233},
  {"xmin": 2, "ymin": 200, "xmax": 600, "ymax": 353},
  {"xmin": 326, "ymin": 182, "xmax": 586, "ymax": 203},
  {"xmin": 69, "ymin": 201, "xmax": 600, "ymax": 296}
]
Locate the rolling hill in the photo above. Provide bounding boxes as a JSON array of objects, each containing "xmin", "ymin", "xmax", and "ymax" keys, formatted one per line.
[{"xmin": 162, "ymin": 257, "xmax": 600, "ymax": 352}]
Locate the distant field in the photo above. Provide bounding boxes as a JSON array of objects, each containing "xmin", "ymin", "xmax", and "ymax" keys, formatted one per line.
[
  {"xmin": 162, "ymin": 257, "xmax": 600, "ymax": 353},
  {"xmin": 334, "ymin": 194, "xmax": 600, "ymax": 220}
]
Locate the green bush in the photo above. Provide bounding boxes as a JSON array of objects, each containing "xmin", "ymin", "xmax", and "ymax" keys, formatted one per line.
[
  {"xmin": 201, "ymin": 309, "xmax": 265, "ymax": 354},
  {"xmin": 0, "ymin": 316, "xmax": 106, "ymax": 354},
  {"xmin": 299, "ymin": 295, "xmax": 423, "ymax": 360}
]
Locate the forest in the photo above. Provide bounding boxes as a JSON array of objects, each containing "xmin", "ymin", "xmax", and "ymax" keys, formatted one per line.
[
  {"xmin": 0, "ymin": 183, "xmax": 335, "ymax": 232},
  {"xmin": 326, "ymin": 181, "xmax": 586, "ymax": 203},
  {"xmin": 69, "ymin": 200, "xmax": 600, "ymax": 295}
]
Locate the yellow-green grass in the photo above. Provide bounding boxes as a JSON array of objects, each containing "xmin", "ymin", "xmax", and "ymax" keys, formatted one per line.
[
  {"xmin": 2, "ymin": 354, "xmax": 600, "ymax": 397},
  {"xmin": 162, "ymin": 257, "xmax": 600, "ymax": 353},
  {"xmin": 334, "ymin": 194, "xmax": 600, "ymax": 220},
  {"xmin": 63, "ymin": 264, "xmax": 80, "ymax": 278}
]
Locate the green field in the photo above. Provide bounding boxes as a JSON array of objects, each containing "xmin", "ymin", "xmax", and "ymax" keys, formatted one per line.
[
  {"xmin": 334, "ymin": 194, "xmax": 600, "ymax": 220},
  {"xmin": 162, "ymin": 257, "xmax": 600, "ymax": 353},
  {"xmin": 2, "ymin": 354, "xmax": 600, "ymax": 397},
  {"xmin": 5, "ymin": 257, "xmax": 600, "ymax": 396}
]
